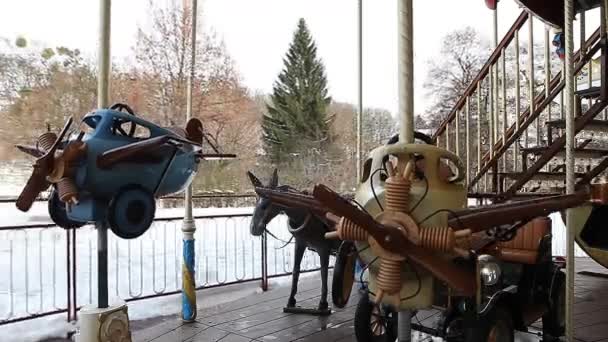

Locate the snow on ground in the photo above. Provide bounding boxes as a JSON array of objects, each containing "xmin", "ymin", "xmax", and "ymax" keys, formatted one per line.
[
  {"xmin": 0, "ymin": 201, "xmax": 325, "ymax": 327},
  {"xmin": 0, "ymin": 315, "xmax": 77, "ymax": 341},
  {"xmin": 0, "ymin": 271, "xmax": 321, "ymax": 342}
]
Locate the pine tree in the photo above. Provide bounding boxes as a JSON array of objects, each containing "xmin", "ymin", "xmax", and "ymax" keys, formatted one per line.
[{"xmin": 262, "ymin": 18, "xmax": 332, "ymax": 162}]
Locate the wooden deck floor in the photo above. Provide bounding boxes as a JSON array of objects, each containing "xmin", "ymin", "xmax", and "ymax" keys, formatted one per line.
[
  {"xmin": 130, "ymin": 258, "xmax": 608, "ymax": 342},
  {"xmin": 132, "ymin": 274, "xmax": 364, "ymax": 342}
]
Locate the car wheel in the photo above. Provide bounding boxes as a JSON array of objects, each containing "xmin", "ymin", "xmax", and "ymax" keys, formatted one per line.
[
  {"xmin": 354, "ymin": 295, "xmax": 397, "ymax": 342},
  {"xmin": 442, "ymin": 309, "xmax": 465, "ymax": 342},
  {"xmin": 332, "ymin": 241, "xmax": 357, "ymax": 308},
  {"xmin": 107, "ymin": 184, "xmax": 156, "ymax": 239},
  {"xmin": 464, "ymin": 305, "xmax": 514, "ymax": 342},
  {"xmin": 48, "ymin": 188, "xmax": 86, "ymax": 229},
  {"xmin": 543, "ymin": 269, "xmax": 565, "ymax": 339}
]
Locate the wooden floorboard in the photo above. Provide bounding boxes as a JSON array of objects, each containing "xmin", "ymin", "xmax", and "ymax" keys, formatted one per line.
[
  {"xmin": 197, "ymin": 277, "xmax": 321, "ymax": 320},
  {"xmin": 199, "ymin": 288, "xmax": 321, "ymax": 327},
  {"xmin": 133, "ymin": 258, "xmax": 608, "ymax": 342},
  {"xmin": 185, "ymin": 326, "xmax": 232, "ymax": 342},
  {"xmin": 215, "ymin": 333, "xmax": 255, "ymax": 342},
  {"xmin": 149, "ymin": 322, "xmax": 210, "ymax": 342},
  {"xmin": 262, "ymin": 305, "xmax": 359, "ymax": 342},
  {"xmin": 213, "ymin": 296, "xmax": 323, "ymax": 333}
]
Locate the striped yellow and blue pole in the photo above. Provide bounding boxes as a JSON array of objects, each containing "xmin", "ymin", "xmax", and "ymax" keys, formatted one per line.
[
  {"xmin": 182, "ymin": 232, "xmax": 196, "ymax": 321},
  {"xmin": 182, "ymin": 0, "xmax": 198, "ymax": 323}
]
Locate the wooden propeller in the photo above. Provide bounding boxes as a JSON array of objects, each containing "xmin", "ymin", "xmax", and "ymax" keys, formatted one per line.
[
  {"xmin": 16, "ymin": 117, "xmax": 73, "ymax": 212},
  {"xmin": 312, "ymin": 184, "xmax": 476, "ymax": 297}
]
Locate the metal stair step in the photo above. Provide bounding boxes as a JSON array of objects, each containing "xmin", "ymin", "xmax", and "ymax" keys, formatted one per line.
[
  {"xmin": 546, "ymin": 118, "xmax": 608, "ymax": 133},
  {"xmin": 575, "ymin": 86, "xmax": 602, "ymax": 99},
  {"xmin": 521, "ymin": 146, "xmax": 608, "ymax": 159},
  {"xmin": 467, "ymin": 192, "xmax": 562, "ymax": 200},
  {"xmin": 492, "ymin": 171, "xmax": 586, "ymax": 181}
]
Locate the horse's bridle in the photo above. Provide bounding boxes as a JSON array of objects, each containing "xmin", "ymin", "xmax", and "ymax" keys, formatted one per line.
[
  {"xmin": 257, "ymin": 186, "xmax": 315, "ymax": 245},
  {"xmin": 287, "ymin": 213, "xmax": 312, "ymax": 234}
]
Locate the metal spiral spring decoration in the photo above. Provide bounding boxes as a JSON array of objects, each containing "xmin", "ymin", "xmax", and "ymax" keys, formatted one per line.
[
  {"xmin": 337, "ymin": 217, "xmax": 368, "ymax": 241},
  {"xmin": 376, "ymin": 258, "xmax": 402, "ymax": 296},
  {"xmin": 56, "ymin": 177, "xmax": 78, "ymax": 203},
  {"xmin": 384, "ymin": 176, "xmax": 411, "ymax": 213},
  {"xmin": 419, "ymin": 226, "xmax": 455, "ymax": 253},
  {"xmin": 37, "ymin": 132, "xmax": 58, "ymax": 152},
  {"xmin": 374, "ymin": 162, "xmax": 414, "ymax": 301}
]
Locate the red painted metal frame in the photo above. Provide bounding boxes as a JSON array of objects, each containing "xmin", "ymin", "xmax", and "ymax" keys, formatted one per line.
[
  {"xmin": 468, "ymin": 34, "xmax": 602, "ymax": 191},
  {"xmin": 485, "ymin": 0, "xmax": 498, "ymax": 10}
]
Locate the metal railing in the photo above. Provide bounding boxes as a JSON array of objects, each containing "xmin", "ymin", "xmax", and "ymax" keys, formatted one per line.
[
  {"xmin": 0, "ymin": 199, "xmax": 327, "ymax": 325},
  {"xmin": 432, "ymin": 9, "xmax": 608, "ymax": 200}
]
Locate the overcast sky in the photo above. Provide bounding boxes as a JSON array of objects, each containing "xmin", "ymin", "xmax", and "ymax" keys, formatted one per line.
[{"xmin": 0, "ymin": 0, "xmax": 596, "ymax": 117}]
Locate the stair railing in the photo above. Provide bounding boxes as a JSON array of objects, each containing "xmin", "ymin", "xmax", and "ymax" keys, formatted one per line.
[{"xmin": 431, "ymin": 9, "xmax": 603, "ymax": 199}]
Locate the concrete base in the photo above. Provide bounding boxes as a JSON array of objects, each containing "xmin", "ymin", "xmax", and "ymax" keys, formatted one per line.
[{"xmin": 74, "ymin": 301, "xmax": 132, "ymax": 342}]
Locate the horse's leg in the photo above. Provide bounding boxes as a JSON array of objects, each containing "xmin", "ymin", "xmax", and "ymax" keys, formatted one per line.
[
  {"xmin": 287, "ymin": 239, "xmax": 306, "ymax": 308},
  {"xmin": 318, "ymin": 247, "xmax": 330, "ymax": 311}
]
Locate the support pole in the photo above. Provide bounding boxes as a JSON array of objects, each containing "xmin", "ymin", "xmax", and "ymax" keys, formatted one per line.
[
  {"xmin": 501, "ymin": 49, "xmax": 507, "ymax": 171},
  {"xmin": 545, "ymin": 26, "xmax": 551, "ymax": 122},
  {"xmin": 356, "ymin": 0, "xmax": 363, "ymax": 182},
  {"xmin": 397, "ymin": 0, "xmax": 413, "ymax": 339},
  {"xmin": 398, "ymin": 309, "xmax": 412, "ymax": 342},
  {"xmin": 602, "ymin": 0, "xmax": 608, "ymax": 100},
  {"xmin": 181, "ymin": 0, "xmax": 198, "ymax": 323},
  {"xmin": 455, "ymin": 110, "xmax": 460, "ymax": 157},
  {"xmin": 398, "ymin": 0, "xmax": 414, "ymax": 143},
  {"xmin": 477, "ymin": 82, "xmax": 482, "ymax": 191},
  {"xmin": 514, "ymin": 29, "xmax": 521, "ymax": 171},
  {"xmin": 493, "ymin": 6, "xmax": 499, "ymax": 146},
  {"xmin": 97, "ymin": 0, "xmax": 111, "ymax": 310},
  {"xmin": 96, "ymin": 222, "xmax": 108, "ymax": 309},
  {"xmin": 445, "ymin": 131, "xmax": 447, "ymax": 149},
  {"xmin": 75, "ymin": 2, "xmax": 132, "ymax": 340},
  {"xmin": 490, "ymin": 5, "xmax": 498, "ymax": 193},
  {"xmin": 466, "ymin": 97, "xmax": 470, "ymax": 185},
  {"xmin": 489, "ymin": 68, "xmax": 495, "ymax": 159},
  {"xmin": 528, "ymin": 14, "xmax": 535, "ymax": 147},
  {"xmin": 98, "ymin": 0, "xmax": 111, "ymax": 111},
  {"xmin": 564, "ymin": 0, "xmax": 575, "ymax": 341}
]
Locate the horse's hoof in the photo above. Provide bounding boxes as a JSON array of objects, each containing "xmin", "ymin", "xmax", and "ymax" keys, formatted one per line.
[
  {"xmin": 318, "ymin": 301, "xmax": 329, "ymax": 311},
  {"xmin": 287, "ymin": 298, "xmax": 296, "ymax": 307}
]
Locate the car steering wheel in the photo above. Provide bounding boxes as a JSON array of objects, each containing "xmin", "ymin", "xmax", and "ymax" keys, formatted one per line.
[
  {"xmin": 110, "ymin": 103, "xmax": 137, "ymax": 138},
  {"xmin": 386, "ymin": 131, "xmax": 434, "ymax": 146},
  {"xmin": 384, "ymin": 131, "xmax": 463, "ymax": 183},
  {"xmin": 384, "ymin": 131, "xmax": 434, "ymax": 165}
]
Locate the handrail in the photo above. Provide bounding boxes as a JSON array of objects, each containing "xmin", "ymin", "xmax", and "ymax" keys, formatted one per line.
[
  {"xmin": 432, "ymin": 11, "xmax": 529, "ymax": 139},
  {"xmin": 501, "ymin": 94, "xmax": 608, "ymax": 200},
  {"xmin": 468, "ymin": 35, "xmax": 602, "ymax": 190},
  {"xmin": 478, "ymin": 28, "xmax": 601, "ymax": 166},
  {"xmin": 434, "ymin": 13, "xmax": 600, "ymax": 143},
  {"xmin": 0, "ymin": 192, "xmax": 257, "ymax": 203}
]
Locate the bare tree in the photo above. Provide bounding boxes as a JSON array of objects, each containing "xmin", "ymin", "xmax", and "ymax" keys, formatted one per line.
[
  {"xmin": 134, "ymin": 0, "xmax": 242, "ymax": 126},
  {"xmin": 423, "ymin": 27, "xmax": 490, "ymax": 128}
]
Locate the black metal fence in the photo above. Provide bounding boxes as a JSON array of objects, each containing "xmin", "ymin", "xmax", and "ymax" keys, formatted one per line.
[{"xmin": 0, "ymin": 195, "xmax": 328, "ymax": 325}]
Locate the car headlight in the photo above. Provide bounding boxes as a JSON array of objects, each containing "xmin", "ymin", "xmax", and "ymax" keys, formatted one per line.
[{"xmin": 478, "ymin": 255, "xmax": 501, "ymax": 286}]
